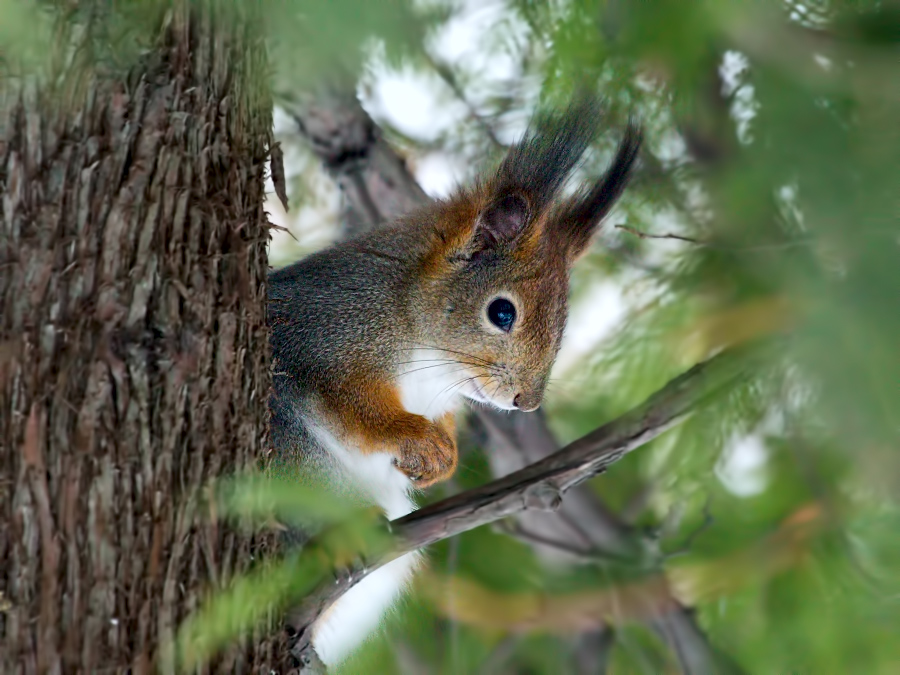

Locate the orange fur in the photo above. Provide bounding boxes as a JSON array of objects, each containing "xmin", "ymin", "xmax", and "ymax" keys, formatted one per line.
[
  {"xmin": 512, "ymin": 212, "xmax": 549, "ymax": 262},
  {"xmin": 437, "ymin": 411, "xmax": 456, "ymax": 439},
  {"xmin": 420, "ymin": 194, "xmax": 483, "ymax": 278},
  {"xmin": 421, "ymin": 189, "xmax": 554, "ymax": 279},
  {"xmin": 319, "ymin": 377, "xmax": 458, "ymax": 487}
]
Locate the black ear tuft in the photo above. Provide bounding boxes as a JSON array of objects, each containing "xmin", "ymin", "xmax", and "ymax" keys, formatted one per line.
[
  {"xmin": 557, "ymin": 119, "xmax": 643, "ymax": 259},
  {"xmin": 492, "ymin": 93, "xmax": 603, "ymax": 216},
  {"xmin": 475, "ymin": 194, "xmax": 529, "ymax": 249}
]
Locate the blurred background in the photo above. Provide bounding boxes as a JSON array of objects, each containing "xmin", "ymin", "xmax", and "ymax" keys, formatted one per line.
[{"xmin": 264, "ymin": 0, "xmax": 900, "ymax": 673}]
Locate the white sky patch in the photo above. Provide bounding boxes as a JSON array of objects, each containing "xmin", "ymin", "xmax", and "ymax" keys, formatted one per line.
[
  {"xmin": 362, "ymin": 66, "xmax": 464, "ymax": 142},
  {"xmin": 553, "ymin": 281, "xmax": 627, "ymax": 376},
  {"xmin": 360, "ymin": 0, "xmax": 532, "ymax": 149},
  {"xmin": 716, "ymin": 410, "xmax": 786, "ymax": 498},
  {"xmin": 719, "ymin": 50, "xmax": 758, "ymax": 145},
  {"xmin": 719, "ymin": 51, "xmax": 748, "ymax": 97},
  {"xmin": 654, "ymin": 126, "xmax": 689, "ymax": 166},
  {"xmin": 428, "ymin": 0, "xmax": 529, "ymax": 81},
  {"xmin": 429, "ymin": 1, "xmax": 510, "ymax": 68},
  {"xmin": 414, "ymin": 151, "xmax": 468, "ymax": 198},
  {"xmin": 786, "ymin": 0, "xmax": 829, "ymax": 29},
  {"xmin": 716, "ymin": 433, "xmax": 770, "ymax": 497},
  {"xmin": 813, "ymin": 53, "xmax": 833, "ymax": 72},
  {"xmin": 426, "ymin": 0, "xmax": 535, "ymax": 142},
  {"xmin": 272, "ymin": 104, "xmax": 295, "ymax": 136}
]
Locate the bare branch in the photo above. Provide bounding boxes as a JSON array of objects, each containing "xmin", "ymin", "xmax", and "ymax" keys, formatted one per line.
[
  {"xmin": 471, "ymin": 408, "xmax": 635, "ymax": 560},
  {"xmin": 651, "ymin": 609, "xmax": 747, "ymax": 675},
  {"xmin": 575, "ymin": 629, "xmax": 615, "ymax": 675},
  {"xmin": 277, "ymin": 86, "xmax": 429, "ymax": 237},
  {"xmin": 286, "ymin": 346, "xmax": 755, "ymax": 659},
  {"xmin": 394, "ymin": 347, "xmax": 750, "ymax": 549}
]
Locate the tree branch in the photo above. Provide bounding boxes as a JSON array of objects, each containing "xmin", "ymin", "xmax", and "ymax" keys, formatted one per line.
[
  {"xmin": 287, "ymin": 346, "xmax": 755, "ymax": 660},
  {"xmin": 276, "ymin": 86, "xmax": 428, "ymax": 237},
  {"xmin": 394, "ymin": 347, "xmax": 749, "ymax": 549}
]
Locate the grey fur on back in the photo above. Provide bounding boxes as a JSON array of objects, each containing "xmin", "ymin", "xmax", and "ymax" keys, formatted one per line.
[
  {"xmin": 268, "ymin": 222, "xmax": 433, "ymax": 386},
  {"xmin": 266, "ymin": 221, "xmax": 435, "ymax": 521}
]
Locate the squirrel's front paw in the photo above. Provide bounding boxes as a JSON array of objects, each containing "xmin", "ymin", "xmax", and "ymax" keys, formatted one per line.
[{"xmin": 393, "ymin": 421, "xmax": 457, "ymax": 487}]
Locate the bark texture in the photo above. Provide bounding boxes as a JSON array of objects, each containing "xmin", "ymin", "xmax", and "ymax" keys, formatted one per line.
[{"xmin": 1, "ymin": 3, "xmax": 285, "ymax": 672}]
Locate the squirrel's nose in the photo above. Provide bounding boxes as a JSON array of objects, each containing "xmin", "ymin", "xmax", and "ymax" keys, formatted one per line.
[{"xmin": 513, "ymin": 393, "xmax": 541, "ymax": 412}]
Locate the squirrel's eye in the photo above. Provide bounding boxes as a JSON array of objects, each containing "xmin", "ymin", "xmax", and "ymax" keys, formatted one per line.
[{"xmin": 487, "ymin": 298, "xmax": 516, "ymax": 332}]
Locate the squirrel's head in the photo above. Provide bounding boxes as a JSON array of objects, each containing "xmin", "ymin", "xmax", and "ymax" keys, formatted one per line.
[{"xmin": 411, "ymin": 97, "xmax": 642, "ymax": 412}]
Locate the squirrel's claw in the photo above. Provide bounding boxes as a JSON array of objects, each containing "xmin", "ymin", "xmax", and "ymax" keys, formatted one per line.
[
  {"xmin": 392, "ymin": 456, "xmax": 421, "ymax": 482},
  {"xmin": 393, "ymin": 424, "xmax": 458, "ymax": 487},
  {"xmin": 331, "ymin": 553, "xmax": 369, "ymax": 586}
]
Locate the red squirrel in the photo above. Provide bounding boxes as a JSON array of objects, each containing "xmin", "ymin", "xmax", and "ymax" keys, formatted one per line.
[{"xmin": 268, "ymin": 95, "xmax": 641, "ymax": 667}]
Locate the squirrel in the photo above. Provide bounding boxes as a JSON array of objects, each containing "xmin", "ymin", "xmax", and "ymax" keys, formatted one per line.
[{"xmin": 267, "ymin": 95, "xmax": 642, "ymax": 668}]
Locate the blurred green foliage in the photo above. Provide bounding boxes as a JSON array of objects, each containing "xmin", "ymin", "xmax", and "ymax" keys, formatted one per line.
[
  {"xmin": 5, "ymin": 0, "xmax": 898, "ymax": 672},
  {"xmin": 174, "ymin": 473, "xmax": 396, "ymax": 670}
]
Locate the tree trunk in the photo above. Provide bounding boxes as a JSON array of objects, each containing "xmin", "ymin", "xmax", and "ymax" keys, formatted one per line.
[{"xmin": 1, "ymin": 2, "xmax": 285, "ymax": 672}]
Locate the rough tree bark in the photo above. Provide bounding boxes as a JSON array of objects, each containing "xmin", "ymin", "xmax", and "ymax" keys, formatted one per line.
[
  {"xmin": 0, "ymin": 2, "xmax": 287, "ymax": 672},
  {"xmin": 280, "ymin": 88, "xmax": 743, "ymax": 674}
]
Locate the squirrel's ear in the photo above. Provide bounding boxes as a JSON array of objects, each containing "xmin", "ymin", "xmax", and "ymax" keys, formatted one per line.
[
  {"xmin": 464, "ymin": 94, "xmax": 601, "ymax": 256},
  {"xmin": 555, "ymin": 120, "xmax": 642, "ymax": 261},
  {"xmin": 473, "ymin": 193, "xmax": 529, "ymax": 250}
]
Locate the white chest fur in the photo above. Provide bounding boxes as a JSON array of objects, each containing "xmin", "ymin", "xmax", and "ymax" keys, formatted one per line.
[
  {"xmin": 307, "ymin": 350, "xmax": 466, "ymax": 667},
  {"xmin": 396, "ymin": 348, "xmax": 472, "ymax": 420},
  {"xmin": 306, "ymin": 423, "xmax": 417, "ymax": 667}
]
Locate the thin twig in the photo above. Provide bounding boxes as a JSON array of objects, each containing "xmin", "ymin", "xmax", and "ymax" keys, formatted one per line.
[
  {"xmin": 666, "ymin": 498, "xmax": 715, "ymax": 560},
  {"xmin": 492, "ymin": 521, "xmax": 631, "ymax": 565},
  {"xmin": 616, "ymin": 224, "xmax": 821, "ymax": 253},
  {"xmin": 616, "ymin": 224, "xmax": 704, "ymax": 245}
]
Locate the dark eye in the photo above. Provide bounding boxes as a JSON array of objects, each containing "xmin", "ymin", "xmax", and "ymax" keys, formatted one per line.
[{"xmin": 487, "ymin": 298, "xmax": 517, "ymax": 332}]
